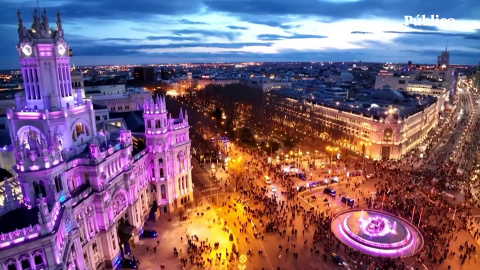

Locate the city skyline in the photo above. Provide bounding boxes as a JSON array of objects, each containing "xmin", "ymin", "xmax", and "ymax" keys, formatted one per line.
[{"xmin": 0, "ymin": 0, "xmax": 479, "ymax": 69}]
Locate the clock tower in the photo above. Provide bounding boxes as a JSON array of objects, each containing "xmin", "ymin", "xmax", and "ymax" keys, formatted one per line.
[{"xmin": 17, "ymin": 8, "xmax": 74, "ymax": 110}]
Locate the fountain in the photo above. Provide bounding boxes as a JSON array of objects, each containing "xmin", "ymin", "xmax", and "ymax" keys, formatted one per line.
[{"xmin": 331, "ymin": 210, "xmax": 423, "ymax": 258}]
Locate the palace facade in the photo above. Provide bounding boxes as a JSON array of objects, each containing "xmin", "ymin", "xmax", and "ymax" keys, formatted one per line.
[
  {"xmin": 0, "ymin": 9, "xmax": 193, "ymax": 270},
  {"xmin": 265, "ymin": 88, "xmax": 439, "ymax": 160}
]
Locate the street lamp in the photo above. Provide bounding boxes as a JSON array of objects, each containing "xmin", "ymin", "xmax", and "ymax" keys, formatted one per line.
[{"xmin": 326, "ymin": 146, "xmax": 339, "ymax": 174}]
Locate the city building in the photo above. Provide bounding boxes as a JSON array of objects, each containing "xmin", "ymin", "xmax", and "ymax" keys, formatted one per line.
[
  {"xmin": 196, "ymin": 77, "xmax": 240, "ymax": 90},
  {"xmin": 406, "ymin": 81, "xmax": 449, "ymax": 111},
  {"xmin": 0, "ymin": 9, "xmax": 192, "ymax": 270},
  {"xmin": 87, "ymin": 88, "xmax": 152, "ymax": 113},
  {"xmin": 133, "ymin": 67, "xmax": 155, "ymax": 83},
  {"xmin": 437, "ymin": 47, "xmax": 450, "ymax": 69},
  {"xmin": 265, "ymin": 88, "xmax": 439, "ymax": 160},
  {"xmin": 374, "ymin": 71, "xmax": 413, "ymax": 90}
]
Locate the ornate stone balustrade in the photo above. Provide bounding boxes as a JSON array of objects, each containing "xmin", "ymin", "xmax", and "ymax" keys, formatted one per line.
[{"xmin": 0, "ymin": 224, "xmax": 41, "ymax": 248}]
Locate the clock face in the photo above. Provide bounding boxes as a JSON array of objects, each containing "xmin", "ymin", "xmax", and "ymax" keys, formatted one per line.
[
  {"xmin": 57, "ymin": 44, "xmax": 66, "ymax": 55},
  {"xmin": 21, "ymin": 44, "xmax": 32, "ymax": 56}
]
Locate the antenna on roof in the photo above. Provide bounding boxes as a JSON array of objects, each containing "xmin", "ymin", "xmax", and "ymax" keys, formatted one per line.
[
  {"xmin": 445, "ymin": 41, "xmax": 448, "ymax": 51},
  {"xmin": 37, "ymin": 0, "xmax": 40, "ymax": 11}
]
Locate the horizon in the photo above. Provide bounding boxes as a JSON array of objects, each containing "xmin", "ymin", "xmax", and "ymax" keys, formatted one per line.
[{"xmin": 1, "ymin": 0, "xmax": 479, "ymax": 69}]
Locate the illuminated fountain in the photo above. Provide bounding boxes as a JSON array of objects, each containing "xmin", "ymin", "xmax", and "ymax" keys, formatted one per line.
[{"xmin": 331, "ymin": 210, "xmax": 423, "ymax": 258}]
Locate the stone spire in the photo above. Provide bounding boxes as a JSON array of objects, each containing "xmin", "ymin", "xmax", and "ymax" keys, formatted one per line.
[
  {"xmin": 17, "ymin": 10, "xmax": 23, "ymax": 28},
  {"xmin": 183, "ymin": 109, "xmax": 188, "ymax": 123},
  {"xmin": 56, "ymin": 11, "xmax": 64, "ymax": 37},
  {"xmin": 41, "ymin": 8, "xmax": 48, "ymax": 30},
  {"xmin": 32, "ymin": 8, "xmax": 40, "ymax": 31},
  {"xmin": 179, "ymin": 107, "xmax": 183, "ymax": 120}
]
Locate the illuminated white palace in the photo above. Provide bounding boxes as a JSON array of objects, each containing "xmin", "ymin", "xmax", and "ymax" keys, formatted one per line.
[{"xmin": 0, "ymin": 9, "xmax": 192, "ymax": 270}]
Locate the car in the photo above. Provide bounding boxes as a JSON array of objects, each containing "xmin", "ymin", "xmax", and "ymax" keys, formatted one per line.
[
  {"xmin": 331, "ymin": 253, "xmax": 344, "ymax": 266},
  {"xmin": 330, "ymin": 177, "xmax": 339, "ymax": 183},
  {"xmin": 141, "ymin": 229, "xmax": 157, "ymax": 238},
  {"xmin": 298, "ymin": 173, "xmax": 306, "ymax": 180},
  {"xmin": 264, "ymin": 175, "xmax": 271, "ymax": 184},
  {"xmin": 270, "ymin": 185, "xmax": 277, "ymax": 193},
  {"xmin": 366, "ymin": 174, "xmax": 375, "ymax": 179},
  {"xmin": 324, "ymin": 188, "xmax": 336, "ymax": 196},
  {"xmin": 119, "ymin": 258, "xmax": 139, "ymax": 269},
  {"xmin": 340, "ymin": 197, "xmax": 354, "ymax": 206}
]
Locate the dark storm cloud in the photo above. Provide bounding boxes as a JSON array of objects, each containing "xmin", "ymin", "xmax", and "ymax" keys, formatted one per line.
[
  {"xmin": 145, "ymin": 36, "xmax": 202, "ymax": 42},
  {"xmin": 257, "ymin": 33, "xmax": 327, "ymax": 41},
  {"xmin": 203, "ymin": 0, "xmax": 479, "ymax": 20},
  {"xmin": 0, "ymin": 0, "xmax": 204, "ymax": 27},
  {"xmin": 178, "ymin": 19, "xmax": 208, "ymax": 25},
  {"xmin": 171, "ymin": 29, "xmax": 240, "ymax": 41},
  {"xmin": 227, "ymin": 25, "xmax": 249, "ymax": 30},
  {"xmin": 351, "ymin": 31, "xmax": 373, "ymax": 34},
  {"xmin": 406, "ymin": 25, "xmax": 438, "ymax": 31}
]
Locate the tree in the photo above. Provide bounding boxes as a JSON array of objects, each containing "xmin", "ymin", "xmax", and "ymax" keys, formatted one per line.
[
  {"xmin": 193, "ymin": 189, "xmax": 202, "ymax": 211},
  {"xmin": 178, "ymin": 209, "xmax": 185, "ymax": 222},
  {"xmin": 237, "ymin": 127, "xmax": 256, "ymax": 146}
]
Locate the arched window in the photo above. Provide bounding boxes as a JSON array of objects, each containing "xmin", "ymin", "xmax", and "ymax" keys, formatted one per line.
[
  {"xmin": 21, "ymin": 259, "xmax": 31, "ymax": 270},
  {"xmin": 39, "ymin": 180, "xmax": 47, "ymax": 197},
  {"xmin": 55, "ymin": 177, "xmax": 60, "ymax": 193},
  {"xmin": 161, "ymin": 184, "xmax": 166, "ymax": 199},
  {"xmin": 68, "ymin": 177, "xmax": 77, "ymax": 192},
  {"xmin": 158, "ymin": 158, "xmax": 164, "ymax": 178},
  {"xmin": 7, "ymin": 263, "xmax": 17, "ymax": 270},
  {"xmin": 33, "ymin": 181, "xmax": 40, "ymax": 197},
  {"xmin": 383, "ymin": 128, "xmax": 393, "ymax": 142},
  {"xmin": 34, "ymin": 254, "xmax": 44, "ymax": 266}
]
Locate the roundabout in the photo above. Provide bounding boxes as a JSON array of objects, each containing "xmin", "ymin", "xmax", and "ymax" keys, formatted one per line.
[{"xmin": 331, "ymin": 209, "xmax": 423, "ymax": 258}]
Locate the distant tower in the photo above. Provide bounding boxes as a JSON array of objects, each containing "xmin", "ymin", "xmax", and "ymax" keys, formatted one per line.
[
  {"xmin": 437, "ymin": 44, "xmax": 449, "ymax": 69},
  {"xmin": 143, "ymin": 95, "xmax": 193, "ymax": 214}
]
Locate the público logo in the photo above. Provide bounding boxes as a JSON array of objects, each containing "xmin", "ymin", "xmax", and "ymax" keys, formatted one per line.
[{"xmin": 404, "ymin": 15, "xmax": 455, "ymax": 26}]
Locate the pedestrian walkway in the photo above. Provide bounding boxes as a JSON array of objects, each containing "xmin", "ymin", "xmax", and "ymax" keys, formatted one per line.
[{"xmin": 128, "ymin": 196, "xmax": 238, "ymax": 269}]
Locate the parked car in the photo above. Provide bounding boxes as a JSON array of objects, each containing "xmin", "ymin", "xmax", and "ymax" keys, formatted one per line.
[
  {"xmin": 119, "ymin": 258, "xmax": 139, "ymax": 269},
  {"xmin": 366, "ymin": 174, "xmax": 375, "ymax": 179},
  {"xmin": 298, "ymin": 173, "xmax": 306, "ymax": 180},
  {"xmin": 340, "ymin": 197, "xmax": 354, "ymax": 206},
  {"xmin": 330, "ymin": 177, "xmax": 339, "ymax": 183},
  {"xmin": 323, "ymin": 188, "xmax": 336, "ymax": 196},
  {"xmin": 141, "ymin": 229, "xmax": 157, "ymax": 238},
  {"xmin": 331, "ymin": 253, "xmax": 344, "ymax": 266},
  {"xmin": 270, "ymin": 185, "xmax": 277, "ymax": 193}
]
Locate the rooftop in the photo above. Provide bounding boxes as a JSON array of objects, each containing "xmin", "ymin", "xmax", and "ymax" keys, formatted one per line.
[{"xmin": 270, "ymin": 88, "xmax": 437, "ymax": 120}]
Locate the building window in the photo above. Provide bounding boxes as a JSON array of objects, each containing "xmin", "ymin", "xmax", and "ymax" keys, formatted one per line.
[
  {"xmin": 147, "ymin": 120, "xmax": 151, "ymax": 128},
  {"xmin": 95, "ymin": 116, "xmax": 100, "ymax": 121},
  {"xmin": 21, "ymin": 259, "xmax": 31, "ymax": 270},
  {"xmin": 161, "ymin": 184, "xmax": 166, "ymax": 199},
  {"xmin": 34, "ymin": 255, "xmax": 44, "ymax": 266},
  {"xmin": 383, "ymin": 128, "xmax": 393, "ymax": 142},
  {"xmin": 111, "ymin": 232, "xmax": 116, "ymax": 250}
]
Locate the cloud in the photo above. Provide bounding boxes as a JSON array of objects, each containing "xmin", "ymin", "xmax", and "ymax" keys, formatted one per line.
[
  {"xmin": 257, "ymin": 33, "xmax": 327, "ymax": 41},
  {"xmin": 351, "ymin": 31, "xmax": 373, "ymax": 34},
  {"xmin": 179, "ymin": 19, "xmax": 208, "ymax": 25},
  {"xmin": 227, "ymin": 25, "xmax": 249, "ymax": 30},
  {"xmin": 247, "ymin": 20, "xmax": 300, "ymax": 29},
  {"xmin": 384, "ymin": 30, "xmax": 480, "ymax": 40},
  {"xmin": 203, "ymin": 0, "xmax": 479, "ymax": 20},
  {"xmin": 171, "ymin": 29, "xmax": 240, "ymax": 41},
  {"xmin": 71, "ymin": 42, "xmax": 273, "ymax": 56},
  {"xmin": 145, "ymin": 36, "xmax": 201, "ymax": 42},
  {"xmin": 103, "ymin": 38, "xmax": 143, "ymax": 42},
  {"xmin": 406, "ymin": 25, "xmax": 438, "ymax": 31}
]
